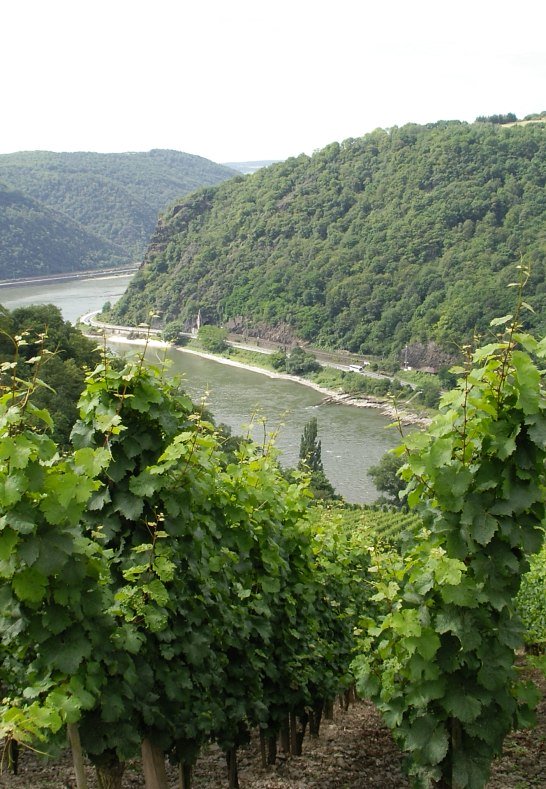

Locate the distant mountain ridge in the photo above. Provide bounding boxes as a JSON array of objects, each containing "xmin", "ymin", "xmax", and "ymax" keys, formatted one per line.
[
  {"xmin": 0, "ymin": 182, "xmax": 127, "ymax": 279},
  {"xmin": 112, "ymin": 120, "xmax": 546, "ymax": 361},
  {"xmin": 0, "ymin": 149, "xmax": 238, "ymax": 279}
]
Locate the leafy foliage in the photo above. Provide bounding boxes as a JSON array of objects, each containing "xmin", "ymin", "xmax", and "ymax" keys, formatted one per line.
[
  {"xmin": 197, "ymin": 324, "xmax": 228, "ymax": 352},
  {"xmin": 354, "ymin": 288, "xmax": 546, "ymax": 787},
  {"xmin": 368, "ymin": 451, "xmax": 407, "ymax": 506},
  {"xmin": 297, "ymin": 416, "xmax": 336, "ymax": 501},
  {"xmin": 162, "ymin": 318, "xmax": 189, "ymax": 343},
  {"xmin": 299, "ymin": 416, "xmax": 324, "ymax": 473},
  {"xmin": 2, "ymin": 289, "xmax": 545, "ymax": 786},
  {"xmin": 0, "ymin": 346, "xmax": 373, "ymax": 780},
  {"xmin": 475, "ymin": 113, "xmax": 517, "ymax": 124},
  {"xmin": 0, "ymin": 150, "xmax": 237, "ymax": 278},
  {"xmin": 112, "ymin": 121, "xmax": 546, "ymax": 358},
  {"xmin": 71, "ymin": 356, "xmax": 370, "ymax": 769},
  {"xmin": 0, "ymin": 304, "xmax": 100, "ymax": 447},
  {"xmin": 0, "ymin": 347, "xmax": 113, "ymax": 749},
  {"xmin": 516, "ymin": 545, "xmax": 546, "ymax": 649},
  {"xmin": 271, "ymin": 345, "xmax": 321, "ymax": 375},
  {"xmin": 307, "ymin": 502, "xmax": 422, "ymax": 547},
  {"xmin": 0, "ymin": 182, "xmax": 125, "ymax": 278}
]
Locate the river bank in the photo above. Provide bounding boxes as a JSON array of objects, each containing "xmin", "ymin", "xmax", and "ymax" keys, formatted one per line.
[
  {"xmin": 104, "ymin": 335, "xmax": 431, "ymax": 427},
  {"xmin": 0, "ymin": 266, "xmax": 138, "ymax": 288}
]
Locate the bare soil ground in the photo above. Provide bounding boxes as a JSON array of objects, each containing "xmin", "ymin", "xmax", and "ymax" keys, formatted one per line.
[{"xmin": 1, "ymin": 671, "xmax": 544, "ymax": 788}]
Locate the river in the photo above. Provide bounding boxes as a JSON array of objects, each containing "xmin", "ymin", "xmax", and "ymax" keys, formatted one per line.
[
  {"xmin": 0, "ymin": 274, "xmax": 403, "ymax": 503},
  {"xmin": 0, "ymin": 273, "xmax": 135, "ymax": 325}
]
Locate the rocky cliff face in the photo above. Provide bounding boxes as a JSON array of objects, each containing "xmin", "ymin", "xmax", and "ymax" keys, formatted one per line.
[
  {"xmin": 141, "ymin": 191, "xmax": 216, "ymax": 266},
  {"xmin": 402, "ymin": 341, "xmax": 458, "ymax": 372},
  {"xmin": 224, "ymin": 318, "xmax": 300, "ymax": 345}
]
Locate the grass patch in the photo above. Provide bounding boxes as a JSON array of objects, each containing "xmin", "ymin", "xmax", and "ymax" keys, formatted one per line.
[
  {"xmin": 179, "ymin": 340, "xmax": 278, "ymax": 371},
  {"xmin": 309, "ymin": 367, "xmax": 347, "ymax": 389},
  {"xmin": 228, "ymin": 348, "xmax": 278, "ymax": 370}
]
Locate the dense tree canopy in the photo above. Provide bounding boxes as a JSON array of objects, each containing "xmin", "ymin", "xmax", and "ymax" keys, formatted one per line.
[
  {"xmin": 0, "ymin": 150, "xmax": 237, "ymax": 278},
  {"xmin": 367, "ymin": 451, "xmax": 406, "ymax": 506},
  {"xmin": 0, "ymin": 304, "xmax": 99, "ymax": 446},
  {"xmin": 298, "ymin": 417, "xmax": 323, "ymax": 474},
  {"xmin": 112, "ymin": 120, "xmax": 546, "ymax": 359},
  {"xmin": 0, "ymin": 183, "xmax": 125, "ymax": 278},
  {"xmin": 297, "ymin": 416, "xmax": 336, "ymax": 501}
]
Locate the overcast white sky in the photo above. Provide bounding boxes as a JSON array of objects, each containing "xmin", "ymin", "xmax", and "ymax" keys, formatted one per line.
[{"xmin": 2, "ymin": 0, "xmax": 545, "ymax": 163}]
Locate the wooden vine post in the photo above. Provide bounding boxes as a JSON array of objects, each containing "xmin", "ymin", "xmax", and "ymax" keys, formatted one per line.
[
  {"xmin": 68, "ymin": 723, "xmax": 88, "ymax": 789},
  {"xmin": 141, "ymin": 739, "xmax": 169, "ymax": 789}
]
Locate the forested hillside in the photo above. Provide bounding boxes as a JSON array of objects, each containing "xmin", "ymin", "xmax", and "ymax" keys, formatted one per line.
[
  {"xmin": 0, "ymin": 150, "xmax": 237, "ymax": 278},
  {"xmin": 113, "ymin": 121, "xmax": 546, "ymax": 361},
  {"xmin": 0, "ymin": 183, "xmax": 127, "ymax": 278}
]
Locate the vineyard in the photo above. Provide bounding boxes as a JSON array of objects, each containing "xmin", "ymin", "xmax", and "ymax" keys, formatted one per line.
[
  {"xmin": 309, "ymin": 504, "xmax": 423, "ymax": 545},
  {"xmin": 0, "ymin": 285, "xmax": 545, "ymax": 789}
]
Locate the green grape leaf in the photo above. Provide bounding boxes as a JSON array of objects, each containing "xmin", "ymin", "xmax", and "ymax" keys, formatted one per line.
[
  {"xmin": 46, "ymin": 628, "xmax": 93, "ymax": 674},
  {"xmin": 426, "ymin": 439, "xmax": 453, "ymax": 470},
  {"xmin": 413, "ymin": 630, "xmax": 441, "ymax": 661},
  {"xmin": 12, "ymin": 566, "xmax": 48, "ymax": 603},
  {"xmin": 452, "ymin": 749, "xmax": 491, "ymax": 789},
  {"xmin": 440, "ymin": 579, "xmax": 480, "ymax": 607},
  {"xmin": 0, "ymin": 528, "xmax": 18, "ymax": 562},
  {"xmin": 87, "ymin": 487, "xmax": 111, "ymax": 511},
  {"xmin": 17, "ymin": 537, "xmax": 40, "ymax": 567},
  {"xmin": 443, "ymin": 689, "xmax": 482, "ymax": 722},
  {"xmin": 422, "ymin": 726, "xmax": 450, "ymax": 765},
  {"xmin": 6, "ymin": 509, "xmax": 36, "ymax": 534},
  {"xmin": 470, "ymin": 512, "xmax": 498, "ymax": 546},
  {"xmin": 526, "ymin": 413, "xmax": 546, "ymax": 447},
  {"xmin": 41, "ymin": 604, "xmax": 73, "ymax": 635},
  {"xmin": 0, "ymin": 472, "xmax": 25, "ymax": 507},
  {"xmin": 434, "ymin": 466, "xmax": 473, "ymax": 510},
  {"xmin": 113, "ymin": 490, "xmax": 144, "ymax": 520},
  {"xmin": 405, "ymin": 715, "xmax": 448, "ymax": 765},
  {"xmin": 67, "ymin": 675, "xmax": 97, "ymax": 711},
  {"xmin": 490, "ymin": 314, "xmax": 513, "ymax": 327},
  {"xmin": 406, "ymin": 678, "xmax": 446, "ymax": 707},
  {"xmin": 129, "ymin": 470, "xmax": 159, "ymax": 498},
  {"xmin": 100, "ymin": 691, "xmax": 127, "ymax": 723},
  {"xmin": 73, "ymin": 447, "xmax": 110, "ymax": 478}
]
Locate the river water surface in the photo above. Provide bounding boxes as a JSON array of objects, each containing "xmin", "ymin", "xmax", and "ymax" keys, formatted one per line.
[
  {"xmin": 0, "ymin": 274, "xmax": 135, "ymax": 324},
  {"xmin": 0, "ymin": 274, "xmax": 403, "ymax": 503}
]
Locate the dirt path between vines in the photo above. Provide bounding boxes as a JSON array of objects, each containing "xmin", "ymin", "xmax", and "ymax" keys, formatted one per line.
[{"xmin": 2, "ymin": 671, "xmax": 544, "ymax": 788}]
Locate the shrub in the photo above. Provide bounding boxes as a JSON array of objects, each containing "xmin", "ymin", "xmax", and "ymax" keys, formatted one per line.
[
  {"xmin": 270, "ymin": 349, "xmax": 288, "ymax": 370},
  {"xmin": 198, "ymin": 325, "xmax": 228, "ymax": 353},
  {"xmin": 285, "ymin": 346, "xmax": 321, "ymax": 375},
  {"xmin": 516, "ymin": 545, "xmax": 546, "ymax": 649},
  {"xmin": 163, "ymin": 318, "xmax": 188, "ymax": 343}
]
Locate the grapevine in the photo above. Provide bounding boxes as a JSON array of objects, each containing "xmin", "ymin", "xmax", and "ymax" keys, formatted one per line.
[{"xmin": 354, "ymin": 274, "xmax": 546, "ymax": 788}]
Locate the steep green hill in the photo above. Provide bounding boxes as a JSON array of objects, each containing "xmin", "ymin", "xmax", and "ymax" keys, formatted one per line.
[
  {"xmin": 112, "ymin": 121, "xmax": 546, "ymax": 361},
  {"xmin": 0, "ymin": 182, "xmax": 127, "ymax": 278},
  {"xmin": 0, "ymin": 150, "xmax": 238, "ymax": 278}
]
